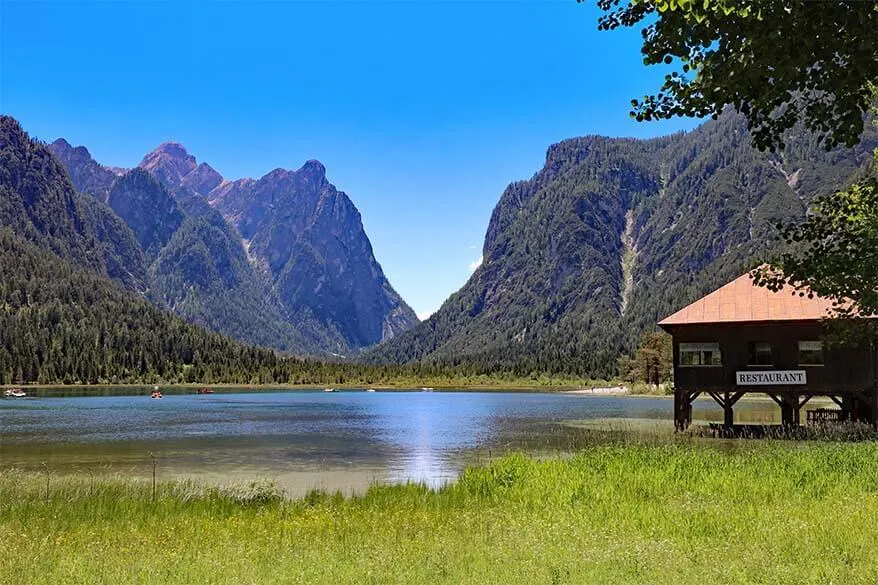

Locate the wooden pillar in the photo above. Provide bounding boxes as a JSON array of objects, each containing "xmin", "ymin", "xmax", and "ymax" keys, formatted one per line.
[
  {"xmin": 683, "ymin": 394, "xmax": 694, "ymax": 430},
  {"xmin": 842, "ymin": 396, "xmax": 852, "ymax": 422},
  {"xmin": 723, "ymin": 391, "xmax": 734, "ymax": 429},
  {"xmin": 780, "ymin": 395, "xmax": 795, "ymax": 427},
  {"xmin": 870, "ymin": 339, "xmax": 878, "ymax": 428},
  {"xmin": 791, "ymin": 393, "xmax": 801, "ymax": 427},
  {"xmin": 674, "ymin": 388, "xmax": 684, "ymax": 432},
  {"xmin": 674, "ymin": 390, "xmax": 697, "ymax": 431}
]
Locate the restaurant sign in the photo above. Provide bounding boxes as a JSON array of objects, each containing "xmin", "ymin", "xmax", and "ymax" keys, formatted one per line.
[{"xmin": 736, "ymin": 370, "xmax": 807, "ymax": 386}]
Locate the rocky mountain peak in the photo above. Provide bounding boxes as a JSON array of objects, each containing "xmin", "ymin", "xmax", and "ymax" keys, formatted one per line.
[
  {"xmin": 151, "ymin": 141, "xmax": 192, "ymax": 160},
  {"xmin": 139, "ymin": 142, "xmax": 199, "ymax": 190},
  {"xmin": 48, "ymin": 138, "xmax": 118, "ymax": 200},
  {"xmin": 263, "ymin": 168, "xmax": 294, "ymax": 182},
  {"xmin": 51, "ymin": 137, "xmax": 73, "ymax": 150},
  {"xmin": 301, "ymin": 159, "xmax": 326, "ymax": 178},
  {"xmin": 51, "ymin": 138, "xmax": 92, "ymax": 160},
  {"xmin": 182, "ymin": 162, "xmax": 223, "ymax": 196}
]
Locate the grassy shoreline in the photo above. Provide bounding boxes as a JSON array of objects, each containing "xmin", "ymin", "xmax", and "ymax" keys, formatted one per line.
[
  {"xmin": 4, "ymin": 442, "xmax": 878, "ymax": 584},
  {"xmin": 1, "ymin": 380, "xmax": 648, "ymax": 394}
]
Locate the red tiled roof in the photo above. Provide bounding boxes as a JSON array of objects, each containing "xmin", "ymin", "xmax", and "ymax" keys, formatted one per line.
[{"xmin": 658, "ymin": 271, "xmax": 838, "ymax": 327}]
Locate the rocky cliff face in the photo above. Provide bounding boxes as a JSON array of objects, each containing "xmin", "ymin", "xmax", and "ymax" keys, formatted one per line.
[
  {"xmin": 46, "ymin": 134, "xmax": 417, "ymax": 354},
  {"xmin": 107, "ymin": 168, "xmax": 185, "ymax": 260},
  {"xmin": 138, "ymin": 141, "xmax": 223, "ymax": 197},
  {"xmin": 48, "ymin": 139, "xmax": 118, "ymax": 200},
  {"xmin": 367, "ymin": 112, "xmax": 878, "ymax": 376},
  {"xmin": 2, "ymin": 117, "xmax": 147, "ymax": 292},
  {"xmin": 205, "ymin": 159, "xmax": 418, "ymax": 350}
]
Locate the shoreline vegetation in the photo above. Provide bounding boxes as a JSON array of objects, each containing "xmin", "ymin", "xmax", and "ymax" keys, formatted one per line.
[
  {"xmin": 4, "ymin": 442, "xmax": 878, "ymax": 584},
  {"xmin": 0, "ymin": 379, "xmax": 667, "ymax": 394}
]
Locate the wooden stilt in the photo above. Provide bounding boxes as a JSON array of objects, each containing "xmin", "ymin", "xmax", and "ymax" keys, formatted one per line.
[
  {"xmin": 674, "ymin": 390, "xmax": 700, "ymax": 431},
  {"xmin": 796, "ymin": 394, "xmax": 814, "ymax": 424},
  {"xmin": 723, "ymin": 391, "xmax": 734, "ymax": 428},
  {"xmin": 780, "ymin": 395, "xmax": 795, "ymax": 427},
  {"xmin": 841, "ymin": 395, "xmax": 855, "ymax": 422},
  {"xmin": 674, "ymin": 389, "xmax": 684, "ymax": 432}
]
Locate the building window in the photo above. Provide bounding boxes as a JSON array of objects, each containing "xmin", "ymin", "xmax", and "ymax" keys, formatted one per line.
[
  {"xmin": 799, "ymin": 341, "xmax": 824, "ymax": 365},
  {"xmin": 748, "ymin": 342, "xmax": 773, "ymax": 366},
  {"xmin": 679, "ymin": 342, "xmax": 722, "ymax": 366}
]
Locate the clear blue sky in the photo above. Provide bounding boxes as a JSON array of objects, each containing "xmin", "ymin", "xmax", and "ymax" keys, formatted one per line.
[{"xmin": 1, "ymin": 1, "xmax": 700, "ymax": 319}]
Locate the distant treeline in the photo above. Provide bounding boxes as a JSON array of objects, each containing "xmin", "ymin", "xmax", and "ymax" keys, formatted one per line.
[{"xmin": 0, "ymin": 230, "xmax": 605, "ymax": 386}]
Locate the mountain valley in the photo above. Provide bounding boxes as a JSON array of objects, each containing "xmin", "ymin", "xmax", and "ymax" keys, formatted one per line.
[
  {"xmin": 367, "ymin": 112, "xmax": 878, "ymax": 377},
  {"xmin": 2, "ymin": 110, "xmax": 875, "ymax": 382},
  {"xmin": 45, "ymin": 128, "xmax": 417, "ymax": 355}
]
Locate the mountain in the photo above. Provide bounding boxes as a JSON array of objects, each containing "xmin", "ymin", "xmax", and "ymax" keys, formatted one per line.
[
  {"xmin": 0, "ymin": 117, "xmax": 345, "ymax": 385},
  {"xmin": 0, "ymin": 227, "xmax": 270, "ymax": 385},
  {"xmin": 367, "ymin": 111, "xmax": 878, "ymax": 377},
  {"xmin": 107, "ymin": 168, "xmax": 185, "ymax": 260},
  {"xmin": 44, "ymin": 129, "xmax": 417, "ymax": 355},
  {"xmin": 48, "ymin": 138, "xmax": 119, "ymax": 200},
  {"xmin": 207, "ymin": 160, "xmax": 417, "ymax": 350},
  {"xmin": 0, "ymin": 116, "xmax": 147, "ymax": 293},
  {"xmin": 151, "ymin": 196, "xmax": 313, "ymax": 353},
  {"xmin": 74, "ymin": 194, "xmax": 150, "ymax": 292},
  {"xmin": 139, "ymin": 142, "xmax": 222, "ymax": 196}
]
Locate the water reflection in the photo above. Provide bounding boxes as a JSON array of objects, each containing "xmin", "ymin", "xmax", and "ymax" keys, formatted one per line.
[{"xmin": 1, "ymin": 390, "xmax": 791, "ymax": 495}]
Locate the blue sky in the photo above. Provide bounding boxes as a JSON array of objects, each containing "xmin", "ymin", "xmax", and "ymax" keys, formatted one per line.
[{"xmin": 1, "ymin": 0, "xmax": 700, "ymax": 319}]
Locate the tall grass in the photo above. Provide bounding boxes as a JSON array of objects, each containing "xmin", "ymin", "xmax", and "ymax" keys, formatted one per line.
[{"xmin": 3, "ymin": 443, "xmax": 878, "ymax": 584}]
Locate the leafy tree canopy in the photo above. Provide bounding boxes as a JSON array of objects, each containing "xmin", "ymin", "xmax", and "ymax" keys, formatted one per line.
[
  {"xmin": 590, "ymin": 0, "xmax": 878, "ymax": 151},
  {"xmin": 753, "ymin": 80, "xmax": 878, "ymax": 323}
]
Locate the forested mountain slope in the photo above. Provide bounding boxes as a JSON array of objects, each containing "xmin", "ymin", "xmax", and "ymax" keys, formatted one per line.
[
  {"xmin": 43, "ymin": 129, "xmax": 312, "ymax": 353},
  {"xmin": 0, "ymin": 121, "xmax": 395, "ymax": 383},
  {"xmin": 151, "ymin": 194, "xmax": 313, "ymax": 352},
  {"xmin": 0, "ymin": 116, "xmax": 147, "ymax": 291},
  {"xmin": 368, "ymin": 112, "xmax": 878, "ymax": 377},
  {"xmin": 208, "ymin": 160, "xmax": 417, "ymax": 350},
  {"xmin": 45, "ymin": 130, "xmax": 417, "ymax": 355},
  {"xmin": 0, "ymin": 228, "xmax": 279, "ymax": 384},
  {"xmin": 48, "ymin": 138, "xmax": 119, "ymax": 200}
]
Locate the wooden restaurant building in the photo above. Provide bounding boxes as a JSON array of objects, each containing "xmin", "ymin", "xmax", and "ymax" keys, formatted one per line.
[{"xmin": 658, "ymin": 272, "xmax": 878, "ymax": 431}]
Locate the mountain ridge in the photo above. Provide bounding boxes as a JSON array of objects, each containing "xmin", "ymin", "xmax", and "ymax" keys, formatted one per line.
[
  {"xmin": 367, "ymin": 111, "xmax": 878, "ymax": 377},
  {"xmin": 46, "ymin": 129, "xmax": 417, "ymax": 355}
]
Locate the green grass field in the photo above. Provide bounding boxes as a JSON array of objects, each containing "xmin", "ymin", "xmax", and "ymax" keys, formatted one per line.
[{"xmin": 4, "ymin": 443, "xmax": 878, "ymax": 584}]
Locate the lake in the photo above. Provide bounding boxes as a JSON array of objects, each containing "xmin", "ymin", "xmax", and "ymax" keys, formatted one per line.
[{"xmin": 1, "ymin": 389, "xmax": 784, "ymax": 496}]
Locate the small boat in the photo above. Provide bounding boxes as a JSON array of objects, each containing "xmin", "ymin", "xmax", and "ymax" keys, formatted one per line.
[
  {"xmin": 4, "ymin": 388, "xmax": 26, "ymax": 398},
  {"xmin": 323, "ymin": 388, "xmax": 337, "ymax": 393},
  {"xmin": 150, "ymin": 385, "xmax": 163, "ymax": 399},
  {"xmin": 421, "ymin": 387, "xmax": 434, "ymax": 392},
  {"xmin": 365, "ymin": 388, "xmax": 376, "ymax": 392},
  {"xmin": 197, "ymin": 387, "xmax": 214, "ymax": 394}
]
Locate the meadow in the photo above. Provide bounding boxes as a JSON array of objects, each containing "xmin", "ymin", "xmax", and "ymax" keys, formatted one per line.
[{"xmin": 3, "ymin": 442, "xmax": 878, "ymax": 584}]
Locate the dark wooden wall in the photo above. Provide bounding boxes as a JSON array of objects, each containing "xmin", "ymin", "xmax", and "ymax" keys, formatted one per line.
[{"xmin": 667, "ymin": 322, "xmax": 874, "ymax": 393}]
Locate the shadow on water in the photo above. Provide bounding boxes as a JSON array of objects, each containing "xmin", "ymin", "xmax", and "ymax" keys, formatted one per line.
[{"xmin": 0, "ymin": 389, "xmax": 805, "ymax": 496}]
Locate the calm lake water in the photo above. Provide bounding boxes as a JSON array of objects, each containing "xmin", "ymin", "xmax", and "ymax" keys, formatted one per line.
[{"xmin": 1, "ymin": 389, "xmax": 785, "ymax": 495}]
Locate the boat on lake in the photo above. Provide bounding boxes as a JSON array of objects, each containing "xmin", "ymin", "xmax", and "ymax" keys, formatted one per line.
[
  {"xmin": 4, "ymin": 388, "xmax": 26, "ymax": 398},
  {"xmin": 365, "ymin": 388, "xmax": 376, "ymax": 392},
  {"xmin": 323, "ymin": 388, "xmax": 337, "ymax": 393},
  {"xmin": 197, "ymin": 387, "xmax": 215, "ymax": 394},
  {"xmin": 150, "ymin": 386, "xmax": 163, "ymax": 399},
  {"xmin": 421, "ymin": 387, "xmax": 434, "ymax": 392}
]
